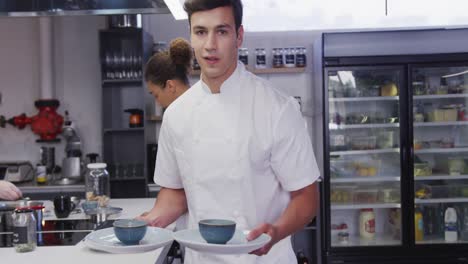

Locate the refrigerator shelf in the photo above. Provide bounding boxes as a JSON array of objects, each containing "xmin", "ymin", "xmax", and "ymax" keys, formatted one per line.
[
  {"xmin": 329, "ymin": 123, "xmax": 400, "ymax": 130},
  {"xmin": 414, "ymin": 121, "xmax": 468, "ymax": 127},
  {"xmin": 415, "ymin": 174, "xmax": 468, "ymax": 181},
  {"xmin": 414, "ymin": 93, "xmax": 468, "ymax": 100},
  {"xmin": 329, "ymin": 96, "xmax": 399, "ymax": 102},
  {"xmin": 414, "ymin": 147, "xmax": 468, "ymax": 154},
  {"xmin": 416, "ymin": 238, "xmax": 468, "ymax": 245},
  {"xmin": 331, "ymin": 148, "xmax": 400, "ymax": 156},
  {"xmin": 331, "ymin": 203, "xmax": 401, "ymax": 210},
  {"xmin": 415, "ymin": 198, "xmax": 468, "ymax": 204},
  {"xmin": 331, "ymin": 177, "xmax": 401, "ymax": 183},
  {"xmin": 332, "ymin": 234, "xmax": 401, "ymax": 247}
]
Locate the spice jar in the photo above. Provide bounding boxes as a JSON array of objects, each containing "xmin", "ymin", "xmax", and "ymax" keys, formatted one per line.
[
  {"xmin": 272, "ymin": 48, "xmax": 284, "ymax": 68},
  {"xmin": 255, "ymin": 48, "xmax": 266, "ymax": 69},
  {"xmin": 85, "ymin": 163, "xmax": 110, "ymax": 207},
  {"xmin": 295, "ymin": 47, "xmax": 307, "ymax": 67},
  {"xmin": 284, "ymin": 48, "xmax": 295, "ymax": 68},
  {"xmin": 13, "ymin": 208, "xmax": 37, "ymax": 253},
  {"xmin": 238, "ymin": 48, "xmax": 248, "ymax": 65}
]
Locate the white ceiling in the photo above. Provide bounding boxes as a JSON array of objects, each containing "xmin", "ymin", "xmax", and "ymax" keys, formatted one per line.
[{"xmin": 243, "ymin": 0, "xmax": 468, "ymax": 31}]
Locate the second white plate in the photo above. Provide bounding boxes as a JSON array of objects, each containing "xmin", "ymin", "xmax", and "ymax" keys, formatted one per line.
[
  {"xmin": 84, "ymin": 226, "xmax": 173, "ymax": 254},
  {"xmin": 173, "ymin": 229, "xmax": 271, "ymax": 255}
]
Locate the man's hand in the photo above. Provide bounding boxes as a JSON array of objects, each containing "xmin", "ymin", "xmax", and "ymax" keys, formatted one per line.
[
  {"xmin": 0, "ymin": 180, "xmax": 22, "ymax": 201},
  {"xmin": 247, "ymin": 223, "xmax": 280, "ymax": 256},
  {"xmin": 135, "ymin": 187, "xmax": 188, "ymax": 228}
]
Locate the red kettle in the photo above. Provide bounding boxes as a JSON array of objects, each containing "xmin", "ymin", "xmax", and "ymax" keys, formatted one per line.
[{"xmin": 124, "ymin": 109, "xmax": 143, "ymax": 128}]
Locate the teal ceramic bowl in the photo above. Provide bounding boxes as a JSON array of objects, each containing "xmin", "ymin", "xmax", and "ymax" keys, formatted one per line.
[
  {"xmin": 113, "ymin": 219, "xmax": 147, "ymax": 245},
  {"xmin": 81, "ymin": 201, "xmax": 98, "ymax": 212},
  {"xmin": 199, "ymin": 219, "xmax": 236, "ymax": 244}
]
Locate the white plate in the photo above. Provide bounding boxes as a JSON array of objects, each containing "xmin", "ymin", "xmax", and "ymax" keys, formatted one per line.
[
  {"xmin": 84, "ymin": 227, "xmax": 173, "ymax": 254},
  {"xmin": 173, "ymin": 229, "xmax": 271, "ymax": 255}
]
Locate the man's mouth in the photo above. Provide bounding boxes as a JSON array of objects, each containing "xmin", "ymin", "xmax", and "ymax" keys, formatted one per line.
[{"xmin": 204, "ymin": 56, "xmax": 219, "ymax": 64}]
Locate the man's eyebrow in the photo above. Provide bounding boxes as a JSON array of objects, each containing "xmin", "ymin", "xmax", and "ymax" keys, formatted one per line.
[{"xmin": 192, "ymin": 23, "xmax": 233, "ymax": 31}]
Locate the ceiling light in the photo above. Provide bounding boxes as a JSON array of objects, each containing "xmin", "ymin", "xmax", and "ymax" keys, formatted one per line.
[{"xmin": 164, "ymin": 0, "xmax": 187, "ymax": 20}]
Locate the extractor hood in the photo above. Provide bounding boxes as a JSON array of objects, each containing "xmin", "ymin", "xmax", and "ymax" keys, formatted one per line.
[{"xmin": 0, "ymin": 0, "xmax": 170, "ymax": 17}]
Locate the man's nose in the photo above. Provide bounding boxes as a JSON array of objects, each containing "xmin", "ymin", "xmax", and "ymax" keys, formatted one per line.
[{"xmin": 204, "ymin": 32, "xmax": 217, "ymax": 51}]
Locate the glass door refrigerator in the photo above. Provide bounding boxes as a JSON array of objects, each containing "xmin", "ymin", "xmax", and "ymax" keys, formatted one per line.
[{"xmin": 322, "ymin": 54, "xmax": 468, "ymax": 264}]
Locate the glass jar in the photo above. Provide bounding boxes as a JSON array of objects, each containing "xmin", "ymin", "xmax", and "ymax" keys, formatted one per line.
[
  {"xmin": 272, "ymin": 48, "xmax": 284, "ymax": 68},
  {"xmin": 284, "ymin": 48, "xmax": 295, "ymax": 68},
  {"xmin": 153, "ymin": 41, "xmax": 167, "ymax": 55},
  {"xmin": 85, "ymin": 163, "xmax": 110, "ymax": 207},
  {"xmin": 255, "ymin": 48, "xmax": 266, "ymax": 69},
  {"xmin": 13, "ymin": 209, "xmax": 36, "ymax": 253},
  {"xmin": 238, "ymin": 48, "xmax": 248, "ymax": 65},
  {"xmin": 295, "ymin": 47, "xmax": 307, "ymax": 67}
]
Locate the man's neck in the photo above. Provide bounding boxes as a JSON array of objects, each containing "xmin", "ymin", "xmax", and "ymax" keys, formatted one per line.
[{"xmin": 201, "ymin": 76, "xmax": 222, "ymax": 94}]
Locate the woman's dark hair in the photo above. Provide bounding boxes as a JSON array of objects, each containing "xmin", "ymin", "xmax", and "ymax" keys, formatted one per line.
[
  {"xmin": 144, "ymin": 38, "xmax": 192, "ymax": 87},
  {"xmin": 184, "ymin": 0, "xmax": 243, "ymax": 33}
]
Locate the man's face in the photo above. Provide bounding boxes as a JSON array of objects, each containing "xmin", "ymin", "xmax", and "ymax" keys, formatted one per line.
[
  {"xmin": 147, "ymin": 81, "xmax": 175, "ymax": 109},
  {"xmin": 190, "ymin": 6, "xmax": 243, "ymax": 85}
]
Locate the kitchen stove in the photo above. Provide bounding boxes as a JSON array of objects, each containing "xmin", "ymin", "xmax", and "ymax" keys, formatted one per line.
[{"xmin": 0, "ymin": 219, "xmax": 114, "ymax": 248}]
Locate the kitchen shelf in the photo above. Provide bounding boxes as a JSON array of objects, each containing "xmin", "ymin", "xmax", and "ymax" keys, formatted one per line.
[
  {"xmin": 415, "ymin": 174, "xmax": 468, "ymax": 181},
  {"xmin": 103, "ymin": 128, "xmax": 144, "ymax": 133},
  {"xmin": 329, "ymin": 123, "xmax": 399, "ymax": 130},
  {"xmin": 147, "ymin": 115, "xmax": 163, "ymax": 122},
  {"xmin": 413, "ymin": 93, "xmax": 468, "ymax": 100},
  {"xmin": 415, "ymin": 198, "xmax": 468, "ymax": 204},
  {"xmin": 329, "ymin": 96, "xmax": 398, "ymax": 102},
  {"xmin": 331, "ymin": 148, "xmax": 400, "ymax": 156},
  {"xmin": 414, "ymin": 147, "xmax": 468, "ymax": 154},
  {"xmin": 331, "ymin": 177, "xmax": 401, "ymax": 183},
  {"xmin": 414, "ymin": 121, "xmax": 468, "ymax": 127},
  {"xmin": 332, "ymin": 234, "xmax": 401, "ymax": 247},
  {"xmin": 102, "ymin": 78, "xmax": 142, "ymax": 85},
  {"xmin": 331, "ymin": 203, "xmax": 401, "ymax": 210},
  {"xmin": 110, "ymin": 177, "xmax": 146, "ymax": 181},
  {"xmin": 190, "ymin": 66, "xmax": 306, "ymax": 76}
]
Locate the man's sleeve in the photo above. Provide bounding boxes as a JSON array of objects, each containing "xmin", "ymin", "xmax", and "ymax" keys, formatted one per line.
[
  {"xmin": 270, "ymin": 97, "xmax": 320, "ymax": 191},
  {"xmin": 153, "ymin": 121, "xmax": 184, "ymax": 189}
]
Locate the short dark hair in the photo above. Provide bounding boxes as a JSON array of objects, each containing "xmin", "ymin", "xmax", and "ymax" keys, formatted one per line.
[
  {"xmin": 144, "ymin": 38, "xmax": 192, "ymax": 88},
  {"xmin": 184, "ymin": 0, "xmax": 243, "ymax": 32}
]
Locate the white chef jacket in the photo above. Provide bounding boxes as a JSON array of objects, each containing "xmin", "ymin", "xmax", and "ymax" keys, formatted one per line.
[{"xmin": 154, "ymin": 62, "xmax": 320, "ymax": 264}]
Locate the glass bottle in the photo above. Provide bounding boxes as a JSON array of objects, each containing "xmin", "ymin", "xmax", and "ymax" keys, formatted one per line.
[
  {"xmin": 255, "ymin": 48, "xmax": 266, "ymax": 69},
  {"xmin": 295, "ymin": 47, "xmax": 307, "ymax": 68},
  {"xmin": 284, "ymin": 48, "xmax": 295, "ymax": 68},
  {"xmin": 85, "ymin": 163, "xmax": 110, "ymax": 207},
  {"xmin": 238, "ymin": 48, "xmax": 248, "ymax": 65},
  {"xmin": 13, "ymin": 209, "xmax": 37, "ymax": 253},
  {"xmin": 272, "ymin": 48, "xmax": 284, "ymax": 68},
  {"xmin": 415, "ymin": 207, "xmax": 424, "ymax": 241}
]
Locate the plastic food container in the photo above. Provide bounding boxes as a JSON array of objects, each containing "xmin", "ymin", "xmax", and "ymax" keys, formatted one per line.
[
  {"xmin": 331, "ymin": 186, "xmax": 355, "ymax": 204},
  {"xmin": 330, "ymin": 159, "xmax": 354, "ymax": 178},
  {"xmin": 350, "ymin": 136, "xmax": 377, "ymax": 150},
  {"xmin": 414, "ymin": 162, "xmax": 432, "ymax": 176},
  {"xmin": 354, "ymin": 189, "xmax": 379, "ymax": 203},
  {"xmin": 378, "ymin": 188, "xmax": 400, "ymax": 203},
  {"xmin": 352, "ymin": 160, "xmax": 380, "ymax": 177}
]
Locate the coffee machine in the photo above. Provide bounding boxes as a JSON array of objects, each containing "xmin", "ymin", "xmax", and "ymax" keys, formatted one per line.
[{"xmin": 57, "ymin": 112, "xmax": 83, "ymax": 185}]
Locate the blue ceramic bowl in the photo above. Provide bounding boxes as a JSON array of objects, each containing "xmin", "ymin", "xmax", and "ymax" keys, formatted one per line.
[
  {"xmin": 113, "ymin": 219, "xmax": 147, "ymax": 245},
  {"xmin": 199, "ymin": 219, "xmax": 236, "ymax": 244},
  {"xmin": 81, "ymin": 200, "xmax": 98, "ymax": 212}
]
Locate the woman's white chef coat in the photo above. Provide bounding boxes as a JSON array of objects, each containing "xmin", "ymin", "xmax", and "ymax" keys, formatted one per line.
[{"xmin": 154, "ymin": 62, "xmax": 320, "ymax": 264}]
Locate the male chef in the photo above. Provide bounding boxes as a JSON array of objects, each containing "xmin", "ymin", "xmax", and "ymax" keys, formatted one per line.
[{"xmin": 140, "ymin": 0, "xmax": 320, "ymax": 263}]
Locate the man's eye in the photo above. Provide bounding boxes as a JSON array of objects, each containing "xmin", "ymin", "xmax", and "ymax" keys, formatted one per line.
[
  {"xmin": 218, "ymin": 30, "xmax": 227, "ymax": 35},
  {"xmin": 195, "ymin": 30, "xmax": 206, "ymax": 35}
]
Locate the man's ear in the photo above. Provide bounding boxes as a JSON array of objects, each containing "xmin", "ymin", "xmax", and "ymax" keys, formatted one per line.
[{"xmin": 236, "ymin": 25, "xmax": 244, "ymax": 48}]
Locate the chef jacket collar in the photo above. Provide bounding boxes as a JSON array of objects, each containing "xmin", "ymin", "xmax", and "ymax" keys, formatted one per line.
[{"xmin": 200, "ymin": 62, "xmax": 244, "ymax": 96}]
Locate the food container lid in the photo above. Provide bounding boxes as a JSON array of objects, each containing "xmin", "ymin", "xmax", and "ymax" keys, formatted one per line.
[{"xmin": 87, "ymin": 163, "xmax": 107, "ymax": 169}]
